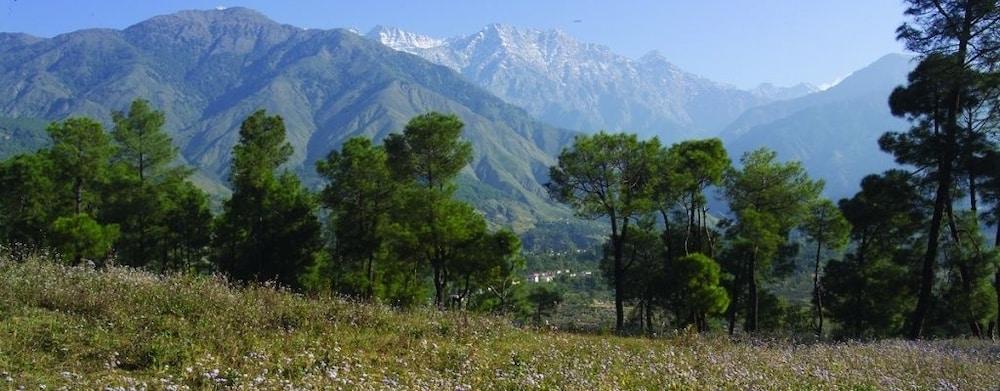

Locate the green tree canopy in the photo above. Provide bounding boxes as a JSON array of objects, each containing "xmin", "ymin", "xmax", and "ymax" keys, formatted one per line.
[
  {"xmin": 388, "ymin": 192, "xmax": 487, "ymax": 306},
  {"xmin": 825, "ymin": 171, "xmax": 925, "ymax": 338},
  {"xmin": 0, "ymin": 153, "xmax": 55, "ymax": 252},
  {"xmin": 47, "ymin": 118, "xmax": 114, "ymax": 216},
  {"xmin": 316, "ymin": 136, "xmax": 396, "ymax": 298},
  {"xmin": 385, "ymin": 112, "xmax": 472, "ymax": 192},
  {"xmin": 50, "ymin": 213, "xmax": 119, "ymax": 265},
  {"xmin": 669, "ymin": 253, "xmax": 730, "ymax": 331},
  {"xmin": 103, "ymin": 99, "xmax": 207, "ymax": 269},
  {"xmin": 111, "ymin": 99, "xmax": 179, "ymax": 183},
  {"xmin": 664, "ymin": 138, "xmax": 730, "ymax": 256}
]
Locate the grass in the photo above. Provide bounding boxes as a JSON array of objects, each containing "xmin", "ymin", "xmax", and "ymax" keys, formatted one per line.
[{"xmin": 1, "ymin": 259, "xmax": 998, "ymax": 390}]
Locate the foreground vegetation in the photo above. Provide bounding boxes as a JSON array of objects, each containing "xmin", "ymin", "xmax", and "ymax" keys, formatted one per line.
[{"xmin": 1, "ymin": 259, "xmax": 997, "ymax": 390}]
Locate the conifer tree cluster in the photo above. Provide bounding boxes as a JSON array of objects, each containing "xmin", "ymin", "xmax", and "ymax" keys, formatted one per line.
[
  {"xmin": 543, "ymin": 0, "xmax": 1000, "ymax": 337},
  {"xmin": 0, "ymin": 107, "xmax": 521, "ymax": 312},
  {"xmin": 0, "ymin": 100, "xmax": 212, "ymax": 270}
]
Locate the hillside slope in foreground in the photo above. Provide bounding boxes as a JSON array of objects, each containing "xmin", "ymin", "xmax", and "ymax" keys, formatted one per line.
[{"xmin": 0, "ymin": 259, "xmax": 997, "ymax": 389}]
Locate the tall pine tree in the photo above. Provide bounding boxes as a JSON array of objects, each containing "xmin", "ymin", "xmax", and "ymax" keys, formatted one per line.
[
  {"xmin": 384, "ymin": 112, "xmax": 475, "ymax": 307},
  {"xmin": 891, "ymin": 0, "xmax": 1000, "ymax": 339},
  {"xmin": 214, "ymin": 110, "xmax": 321, "ymax": 288},
  {"xmin": 104, "ymin": 99, "xmax": 209, "ymax": 269},
  {"xmin": 723, "ymin": 148, "xmax": 822, "ymax": 333},
  {"xmin": 316, "ymin": 137, "xmax": 396, "ymax": 298},
  {"xmin": 46, "ymin": 118, "xmax": 118, "ymax": 264}
]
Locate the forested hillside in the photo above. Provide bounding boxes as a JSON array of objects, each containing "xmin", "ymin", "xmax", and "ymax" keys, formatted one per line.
[{"xmin": 0, "ymin": 116, "xmax": 47, "ymax": 159}]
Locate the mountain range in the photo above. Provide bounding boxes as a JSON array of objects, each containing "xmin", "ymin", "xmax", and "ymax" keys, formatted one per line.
[
  {"xmin": 368, "ymin": 25, "xmax": 818, "ymax": 142},
  {"xmin": 367, "ymin": 25, "xmax": 914, "ymax": 199},
  {"xmin": 0, "ymin": 7, "xmax": 915, "ymax": 236},
  {"xmin": 0, "ymin": 7, "xmax": 581, "ymax": 231},
  {"xmin": 723, "ymin": 53, "xmax": 913, "ymax": 198}
]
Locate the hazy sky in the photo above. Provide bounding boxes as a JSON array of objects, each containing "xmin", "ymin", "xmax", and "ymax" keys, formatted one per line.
[{"xmin": 0, "ymin": 0, "xmax": 908, "ymax": 89}]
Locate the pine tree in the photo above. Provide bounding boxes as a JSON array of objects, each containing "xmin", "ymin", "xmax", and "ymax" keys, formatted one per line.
[
  {"xmin": 801, "ymin": 199, "xmax": 850, "ymax": 336},
  {"xmin": 0, "ymin": 153, "xmax": 56, "ymax": 255},
  {"xmin": 316, "ymin": 137, "xmax": 396, "ymax": 298},
  {"xmin": 669, "ymin": 253, "xmax": 730, "ymax": 332},
  {"xmin": 46, "ymin": 118, "xmax": 117, "ymax": 264},
  {"xmin": 892, "ymin": 0, "xmax": 1000, "ymax": 339},
  {"xmin": 666, "ymin": 139, "xmax": 730, "ymax": 257},
  {"xmin": 825, "ymin": 170, "xmax": 924, "ymax": 338},
  {"xmin": 384, "ymin": 112, "xmax": 475, "ymax": 307},
  {"xmin": 213, "ymin": 110, "xmax": 321, "ymax": 288},
  {"xmin": 547, "ymin": 132, "xmax": 659, "ymax": 331},
  {"xmin": 104, "ymin": 99, "xmax": 197, "ymax": 268},
  {"xmin": 723, "ymin": 148, "xmax": 822, "ymax": 333}
]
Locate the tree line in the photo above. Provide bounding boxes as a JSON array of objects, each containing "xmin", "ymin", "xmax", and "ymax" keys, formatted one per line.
[{"xmin": 0, "ymin": 105, "xmax": 535, "ymax": 313}]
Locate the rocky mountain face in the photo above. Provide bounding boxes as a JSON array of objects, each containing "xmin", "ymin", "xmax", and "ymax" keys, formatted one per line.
[
  {"xmin": 0, "ymin": 7, "xmax": 578, "ymax": 230},
  {"xmin": 368, "ymin": 25, "xmax": 817, "ymax": 142},
  {"xmin": 722, "ymin": 54, "xmax": 915, "ymax": 199}
]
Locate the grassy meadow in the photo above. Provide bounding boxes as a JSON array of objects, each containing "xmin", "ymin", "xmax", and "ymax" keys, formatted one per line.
[{"xmin": 0, "ymin": 258, "xmax": 997, "ymax": 390}]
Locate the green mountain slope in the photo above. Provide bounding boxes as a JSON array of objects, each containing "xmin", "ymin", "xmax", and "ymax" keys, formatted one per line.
[
  {"xmin": 0, "ymin": 8, "xmax": 576, "ymax": 230},
  {"xmin": 0, "ymin": 116, "xmax": 48, "ymax": 160}
]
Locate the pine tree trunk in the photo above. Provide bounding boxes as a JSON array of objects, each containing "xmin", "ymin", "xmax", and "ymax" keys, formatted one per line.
[
  {"xmin": 609, "ymin": 211, "xmax": 626, "ymax": 332},
  {"xmin": 614, "ymin": 232, "xmax": 626, "ymax": 332},
  {"xmin": 366, "ymin": 254, "xmax": 375, "ymax": 299},
  {"xmin": 660, "ymin": 209, "xmax": 673, "ymax": 265},
  {"xmin": 813, "ymin": 239, "xmax": 824, "ymax": 337},
  {"xmin": 909, "ymin": 169, "xmax": 948, "ymax": 339},
  {"xmin": 73, "ymin": 177, "xmax": 83, "ymax": 265},
  {"xmin": 747, "ymin": 246, "xmax": 759, "ymax": 333},
  {"xmin": 645, "ymin": 298, "xmax": 653, "ymax": 334},
  {"xmin": 433, "ymin": 263, "xmax": 446, "ymax": 309},
  {"xmin": 994, "ymin": 225, "xmax": 999, "ymax": 340},
  {"xmin": 727, "ymin": 259, "xmax": 744, "ymax": 336},
  {"xmin": 702, "ymin": 207, "xmax": 713, "ymax": 258}
]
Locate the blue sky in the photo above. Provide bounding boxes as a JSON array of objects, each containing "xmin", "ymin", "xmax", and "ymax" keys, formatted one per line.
[{"xmin": 0, "ymin": 0, "xmax": 907, "ymax": 89}]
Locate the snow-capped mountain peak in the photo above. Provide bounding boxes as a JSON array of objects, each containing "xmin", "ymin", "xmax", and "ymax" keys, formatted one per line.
[
  {"xmin": 366, "ymin": 25, "xmax": 444, "ymax": 51},
  {"xmin": 366, "ymin": 24, "xmax": 815, "ymax": 141}
]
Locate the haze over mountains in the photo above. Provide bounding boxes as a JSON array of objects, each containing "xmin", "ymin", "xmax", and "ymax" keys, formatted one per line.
[{"xmin": 0, "ymin": 7, "xmax": 914, "ymax": 231}]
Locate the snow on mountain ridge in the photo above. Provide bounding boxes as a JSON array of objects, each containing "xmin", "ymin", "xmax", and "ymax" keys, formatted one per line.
[
  {"xmin": 367, "ymin": 24, "xmax": 816, "ymax": 140},
  {"xmin": 368, "ymin": 25, "xmax": 445, "ymax": 51}
]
